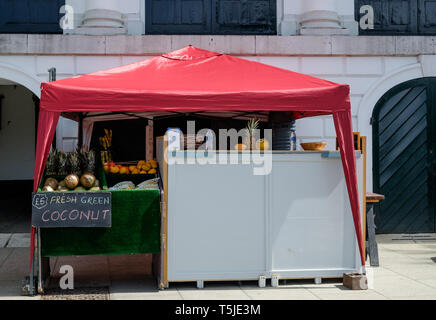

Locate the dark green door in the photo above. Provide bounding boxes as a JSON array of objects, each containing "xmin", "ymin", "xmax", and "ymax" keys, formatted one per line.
[{"xmin": 373, "ymin": 77, "xmax": 436, "ymax": 233}]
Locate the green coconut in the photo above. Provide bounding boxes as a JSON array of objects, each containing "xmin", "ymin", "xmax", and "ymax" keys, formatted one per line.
[
  {"xmin": 65, "ymin": 174, "xmax": 79, "ymax": 190},
  {"xmin": 80, "ymin": 173, "xmax": 96, "ymax": 189},
  {"xmin": 57, "ymin": 185, "xmax": 69, "ymax": 192},
  {"xmin": 42, "ymin": 186, "xmax": 55, "ymax": 192},
  {"xmin": 44, "ymin": 178, "xmax": 58, "ymax": 190}
]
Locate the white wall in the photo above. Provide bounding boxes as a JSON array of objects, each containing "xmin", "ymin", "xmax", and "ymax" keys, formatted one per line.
[{"xmin": 0, "ymin": 85, "xmax": 35, "ymax": 180}]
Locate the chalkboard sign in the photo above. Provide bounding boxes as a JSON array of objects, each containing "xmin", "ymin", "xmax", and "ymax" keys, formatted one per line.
[{"xmin": 31, "ymin": 192, "xmax": 111, "ymax": 228}]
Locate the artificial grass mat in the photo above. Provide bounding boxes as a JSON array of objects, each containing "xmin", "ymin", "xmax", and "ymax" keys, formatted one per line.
[{"xmin": 41, "ymin": 189, "xmax": 161, "ymax": 256}]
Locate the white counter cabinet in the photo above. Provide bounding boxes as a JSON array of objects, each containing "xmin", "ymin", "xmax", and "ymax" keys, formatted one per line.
[{"xmin": 162, "ymin": 151, "xmax": 364, "ymax": 285}]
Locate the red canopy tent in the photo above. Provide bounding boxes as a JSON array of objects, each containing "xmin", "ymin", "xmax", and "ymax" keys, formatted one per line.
[{"xmin": 33, "ymin": 46, "xmax": 364, "ymax": 269}]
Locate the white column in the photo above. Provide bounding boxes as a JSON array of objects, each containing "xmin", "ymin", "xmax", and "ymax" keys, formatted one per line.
[
  {"xmin": 299, "ymin": 0, "xmax": 348, "ymax": 35},
  {"xmin": 76, "ymin": 0, "xmax": 126, "ymax": 35}
]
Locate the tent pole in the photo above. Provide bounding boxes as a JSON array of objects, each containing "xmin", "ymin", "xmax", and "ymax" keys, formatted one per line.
[{"xmin": 78, "ymin": 113, "xmax": 84, "ymax": 149}]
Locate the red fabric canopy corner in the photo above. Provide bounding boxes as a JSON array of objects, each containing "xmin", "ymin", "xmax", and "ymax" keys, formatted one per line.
[{"xmin": 32, "ymin": 46, "xmax": 364, "ymax": 267}]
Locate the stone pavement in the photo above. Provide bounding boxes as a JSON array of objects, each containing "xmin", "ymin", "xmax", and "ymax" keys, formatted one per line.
[{"xmin": 0, "ymin": 234, "xmax": 435, "ymax": 300}]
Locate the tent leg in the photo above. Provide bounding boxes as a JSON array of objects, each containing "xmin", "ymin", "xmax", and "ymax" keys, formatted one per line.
[
  {"xmin": 37, "ymin": 228, "xmax": 44, "ymax": 294},
  {"xmin": 29, "ymin": 243, "xmax": 35, "ymax": 296}
]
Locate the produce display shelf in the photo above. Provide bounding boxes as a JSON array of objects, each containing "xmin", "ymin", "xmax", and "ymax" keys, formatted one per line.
[{"xmin": 38, "ymin": 164, "xmax": 161, "ymax": 257}]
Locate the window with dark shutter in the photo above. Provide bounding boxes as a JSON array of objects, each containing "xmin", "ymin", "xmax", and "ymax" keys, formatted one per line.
[
  {"xmin": 145, "ymin": 0, "xmax": 276, "ymax": 35},
  {"xmin": 0, "ymin": 0, "xmax": 64, "ymax": 34},
  {"xmin": 356, "ymin": 0, "xmax": 436, "ymax": 35}
]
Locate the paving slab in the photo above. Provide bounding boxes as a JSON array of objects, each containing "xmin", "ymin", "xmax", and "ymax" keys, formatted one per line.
[
  {"xmin": 0, "ymin": 248, "xmax": 30, "ymax": 281},
  {"xmin": 312, "ymin": 291, "xmax": 387, "ymax": 300},
  {"xmin": 110, "ymin": 279, "xmax": 182, "ymax": 300},
  {"xmin": 6, "ymin": 233, "xmax": 30, "ymax": 248},
  {"xmin": 0, "ymin": 234, "xmax": 11, "ymax": 248},
  {"xmin": 177, "ymin": 288, "xmax": 251, "ymax": 300},
  {"xmin": 418, "ymin": 279, "xmax": 436, "ymax": 289},
  {"xmin": 0, "ymin": 281, "xmax": 40, "ymax": 300},
  {"xmin": 173, "ymin": 282, "xmax": 250, "ymax": 300},
  {"xmin": 383, "ymin": 265, "xmax": 436, "ymax": 281},
  {"xmin": 0, "ymin": 248, "xmax": 12, "ymax": 267},
  {"xmin": 241, "ymin": 286, "xmax": 319, "ymax": 300},
  {"xmin": 371, "ymin": 274, "xmax": 436, "ymax": 299}
]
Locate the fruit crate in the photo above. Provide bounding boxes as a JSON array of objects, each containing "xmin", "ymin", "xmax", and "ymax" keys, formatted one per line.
[{"xmin": 104, "ymin": 160, "xmax": 158, "ymax": 188}]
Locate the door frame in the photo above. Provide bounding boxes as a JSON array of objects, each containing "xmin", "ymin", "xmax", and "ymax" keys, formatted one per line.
[{"xmin": 372, "ymin": 77, "xmax": 436, "ymax": 233}]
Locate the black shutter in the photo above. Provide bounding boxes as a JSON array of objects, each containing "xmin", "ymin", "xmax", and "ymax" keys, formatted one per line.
[
  {"xmin": 145, "ymin": 0, "xmax": 276, "ymax": 35},
  {"xmin": 0, "ymin": 0, "xmax": 64, "ymax": 33},
  {"xmin": 145, "ymin": 0, "xmax": 211, "ymax": 34},
  {"xmin": 212, "ymin": 0, "xmax": 276, "ymax": 34},
  {"xmin": 356, "ymin": 0, "xmax": 418, "ymax": 35},
  {"xmin": 418, "ymin": 0, "xmax": 436, "ymax": 34}
]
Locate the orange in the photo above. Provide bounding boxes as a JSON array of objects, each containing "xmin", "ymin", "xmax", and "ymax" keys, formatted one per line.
[
  {"xmin": 234, "ymin": 143, "xmax": 247, "ymax": 151},
  {"xmin": 137, "ymin": 160, "xmax": 145, "ymax": 167},
  {"xmin": 142, "ymin": 164, "xmax": 151, "ymax": 171},
  {"xmin": 148, "ymin": 169, "xmax": 157, "ymax": 174},
  {"xmin": 129, "ymin": 165, "xmax": 136, "ymax": 172},
  {"xmin": 110, "ymin": 166, "xmax": 120, "ymax": 174},
  {"xmin": 140, "ymin": 170, "xmax": 147, "ymax": 174},
  {"xmin": 120, "ymin": 167, "xmax": 129, "ymax": 175},
  {"xmin": 103, "ymin": 165, "xmax": 110, "ymax": 173}
]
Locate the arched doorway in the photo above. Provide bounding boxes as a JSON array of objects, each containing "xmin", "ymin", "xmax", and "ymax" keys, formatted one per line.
[
  {"xmin": 372, "ymin": 77, "xmax": 436, "ymax": 234},
  {"xmin": 0, "ymin": 67, "xmax": 40, "ymax": 234}
]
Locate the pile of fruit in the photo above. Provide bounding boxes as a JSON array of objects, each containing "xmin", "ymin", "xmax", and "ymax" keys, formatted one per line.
[
  {"xmin": 42, "ymin": 173, "xmax": 101, "ymax": 192},
  {"xmin": 103, "ymin": 160, "xmax": 158, "ymax": 175}
]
